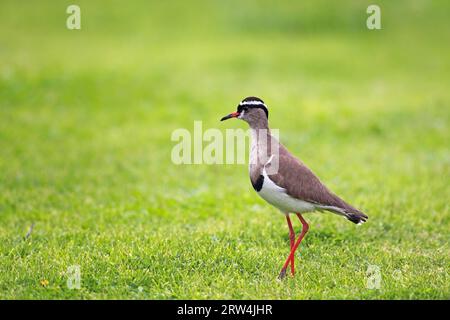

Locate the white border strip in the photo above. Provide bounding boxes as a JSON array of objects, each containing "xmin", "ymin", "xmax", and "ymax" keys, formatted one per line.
[{"xmin": 239, "ymin": 100, "xmax": 266, "ymax": 107}]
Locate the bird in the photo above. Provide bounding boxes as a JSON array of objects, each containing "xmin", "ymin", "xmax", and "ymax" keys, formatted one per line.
[{"xmin": 221, "ymin": 96, "xmax": 368, "ymax": 280}]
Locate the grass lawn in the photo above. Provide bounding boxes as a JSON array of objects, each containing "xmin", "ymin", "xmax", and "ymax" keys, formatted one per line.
[{"xmin": 0, "ymin": 1, "xmax": 449, "ymax": 299}]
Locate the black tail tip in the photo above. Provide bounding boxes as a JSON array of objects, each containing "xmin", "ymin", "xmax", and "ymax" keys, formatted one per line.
[{"xmin": 347, "ymin": 213, "xmax": 368, "ymax": 225}]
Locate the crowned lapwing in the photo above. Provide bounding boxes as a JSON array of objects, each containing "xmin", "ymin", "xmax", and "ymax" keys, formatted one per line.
[{"xmin": 221, "ymin": 97, "xmax": 368, "ymax": 280}]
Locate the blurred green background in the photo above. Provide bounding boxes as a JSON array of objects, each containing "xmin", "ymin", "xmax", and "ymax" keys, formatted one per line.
[{"xmin": 0, "ymin": 1, "xmax": 448, "ymax": 299}]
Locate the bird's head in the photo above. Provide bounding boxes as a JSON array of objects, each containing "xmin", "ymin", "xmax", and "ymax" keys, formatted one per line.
[{"xmin": 220, "ymin": 97, "xmax": 269, "ymax": 128}]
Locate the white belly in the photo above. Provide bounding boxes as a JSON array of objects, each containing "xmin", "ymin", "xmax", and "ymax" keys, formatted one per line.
[
  {"xmin": 257, "ymin": 168, "xmax": 317, "ymax": 214},
  {"xmin": 249, "ymin": 130, "xmax": 316, "ymax": 214}
]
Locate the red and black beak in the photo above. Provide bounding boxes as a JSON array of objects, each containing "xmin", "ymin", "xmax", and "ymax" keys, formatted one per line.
[{"xmin": 220, "ymin": 111, "xmax": 240, "ymax": 121}]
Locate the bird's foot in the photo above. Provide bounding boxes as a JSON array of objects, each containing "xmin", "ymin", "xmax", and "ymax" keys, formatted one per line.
[{"xmin": 278, "ymin": 268, "xmax": 287, "ymax": 280}]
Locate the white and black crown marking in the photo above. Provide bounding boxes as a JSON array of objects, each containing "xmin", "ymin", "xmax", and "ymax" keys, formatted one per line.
[
  {"xmin": 237, "ymin": 96, "xmax": 269, "ymax": 119},
  {"xmin": 239, "ymin": 100, "xmax": 266, "ymax": 106}
]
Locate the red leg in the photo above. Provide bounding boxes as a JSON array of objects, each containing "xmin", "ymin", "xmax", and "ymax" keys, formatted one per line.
[
  {"xmin": 286, "ymin": 215, "xmax": 295, "ymax": 276},
  {"xmin": 279, "ymin": 214, "xmax": 309, "ymax": 280}
]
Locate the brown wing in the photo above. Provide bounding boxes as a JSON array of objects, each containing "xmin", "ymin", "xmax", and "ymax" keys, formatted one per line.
[{"xmin": 266, "ymin": 144, "xmax": 365, "ymax": 217}]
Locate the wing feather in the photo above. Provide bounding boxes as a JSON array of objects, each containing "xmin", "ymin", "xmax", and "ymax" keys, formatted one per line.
[{"xmin": 265, "ymin": 145, "xmax": 365, "ymax": 216}]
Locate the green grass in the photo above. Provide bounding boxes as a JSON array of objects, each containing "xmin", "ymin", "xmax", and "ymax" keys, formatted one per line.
[{"xmin": 0, "ymin": 0, "xmax": 449, "ymax": 299}]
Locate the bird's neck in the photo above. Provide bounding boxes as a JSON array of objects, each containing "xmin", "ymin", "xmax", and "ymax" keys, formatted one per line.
[
  {"xmin": 249, "ymin": 120, "xmax": 270, "ymax": 131},
  {"xmin": 249, "ymin": 124, "xmax": 273, "ymax": 171}
]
